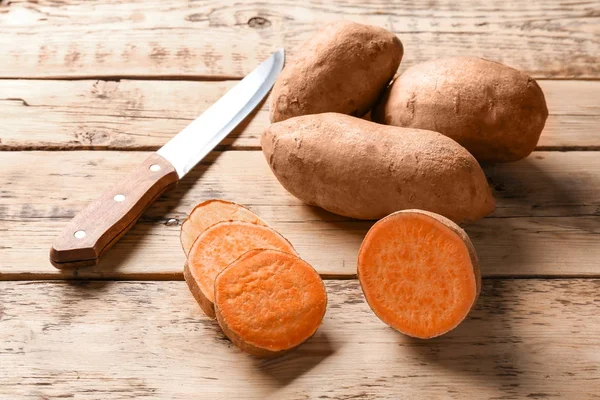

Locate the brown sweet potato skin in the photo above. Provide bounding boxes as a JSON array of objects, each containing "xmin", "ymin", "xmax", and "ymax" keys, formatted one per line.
[
  {"xmin": 183, "ymin": 262, "xmax": 216, "ymax": 318},
  {"xmin": 373, "ymin": 57, "xmax": 548, "ymax": 163},
  {"xmin": 261, "ymin": 113, "xmax": 495, "ymax": 223},
  {"xmin": 270, "ymin": 21, "xmax": 403, "ymax": 123}
]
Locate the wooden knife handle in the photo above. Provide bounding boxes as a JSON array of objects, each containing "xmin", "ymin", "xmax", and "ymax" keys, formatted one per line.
[{"xmin": 50, "ymin": 153, "xmax": 179, "ymax": 269}]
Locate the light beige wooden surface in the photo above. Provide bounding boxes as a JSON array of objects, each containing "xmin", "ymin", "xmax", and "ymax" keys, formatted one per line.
[
  {"xmin": 0, "ymin": 79, "xmax": 598, "ymax": 150},
  {"xmin": 4, "ymin": 216, "xmax": 600, "ymax": 280},
  {"xmin": 3, "ymin": 151, "xmax": 599, "ymax": 220},
  {"xmin": 1, "ymin": 280, "xmax": 599, "ymax": 399},
  {"xmin": 1, "ymin": 0, "xmax": 599, "ymax": 398},
  {"xmin": 1, "ymin": 0, "xmax": 599, "ymax": 79},
  {"xmin": 1, "ymin": 151, "xmax": 599, "ymax": 279}
]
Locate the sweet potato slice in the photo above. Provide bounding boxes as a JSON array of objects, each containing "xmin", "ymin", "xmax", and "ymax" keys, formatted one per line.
[
  {"xmin": 180, "ymin": 200, "xmax": 267, "ymax": 256},
  {"xmin": 357, "ymin": 210, "xmax": 481, "ymax": 339},
  {"xmin": 184, "ymin": 221, "xmax": 296, "ymax": 318},
  {"xmin": 214, "ymin": 249, "xmax": 327, "ymax": 357}
]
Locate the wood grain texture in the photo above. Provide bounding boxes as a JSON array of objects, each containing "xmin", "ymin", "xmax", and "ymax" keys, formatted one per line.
[
  {"xmin": 0, "ymin": 79, "xmax": 267, "ymax": 150},
  {"xmin": 0, "ymin": 0, "xmax": 599, "ymax": 79},
  {"xmin": 1, "ymin": 151, "xmax": 599, "ymax": 278},
  {"xmin": 1, "ymin": 1, "xmax": 597, "ymax": 396},
  {"xmin": 3, "ymin": 151, "xmax": 598, "ymax": 220},
  {"xmin": 0, "ymin": 280, "xmax": 598, "ymax": 399},
  {"xmin": 0, "ymin": 79, "xmax": 598, "ymax": 150},
  {"xmin": 3, "ymin": 216, "xmax": 600, "ymax": 279}
]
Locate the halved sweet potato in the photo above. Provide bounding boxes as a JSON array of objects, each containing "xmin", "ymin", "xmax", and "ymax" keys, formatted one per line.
[
  {"xmin": 180, "ymin": 200, "xmax": 267, "ymax": 256},
  {"xmin": 357, "ymin": 210, "xmax": 481, "ymax": 339},
  {"xmin": 184, "ymin": 221, "xmax": 296, "ymax": 318},
  {"xmin": 214, "ymin": 249, "xmax": 327, "ymax": 357}
]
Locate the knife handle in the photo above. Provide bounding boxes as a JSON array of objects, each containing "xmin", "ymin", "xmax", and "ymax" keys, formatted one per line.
[{"xmin": 50, "ymin": 153, "xmax": 179, "ymax": 269}]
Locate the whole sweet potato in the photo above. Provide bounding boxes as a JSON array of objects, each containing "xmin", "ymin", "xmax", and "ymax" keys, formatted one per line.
[
  {"xmin": 270, "ymin": 21, "xmax": 403, "ymax": 123},
  {"xmin": 373, "ymin": 57, "xmax": 548, "ymax": 163},
  {"xmin": 261, "ymin": 113, "xmax": 495, "ymax": 223}
]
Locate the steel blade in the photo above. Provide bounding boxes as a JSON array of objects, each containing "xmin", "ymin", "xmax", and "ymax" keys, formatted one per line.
[{"xmin": 157, "ymin": 49, "xmax": 284, "ymax": 178}]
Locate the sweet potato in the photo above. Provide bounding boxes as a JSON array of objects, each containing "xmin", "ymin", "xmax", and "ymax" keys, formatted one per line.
[
  {"xmin": 180, "ymin": 200, "xmax": 267, "ymax": 256},
  {"xmin": 261, "ymin": 113, "xmax": 495, "ymax": 224},
  {"xmin": 270, "ymin": 20, "xmax": 403, "ymax": 122},
  {"xmin": 357, "ymin": 210, "xmax": 481, "ymax": 339},
  {"xmin": 215, "ymin": 249, "xmax": 327, "ymax": 357},
  {"xmin": 373, "ymin": 57, "xmax": 548, "ymax": 162},
  {"xmin": 184, "ymin": 221, "xmax": 296, "ymax": 318}
]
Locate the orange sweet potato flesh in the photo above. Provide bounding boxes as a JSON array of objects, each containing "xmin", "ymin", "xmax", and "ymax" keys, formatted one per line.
[
  {"xmin": 180, "ymin": 200, "xmax": 267, "ymax": 256},
  {"xmin": 357, "ymin": 210, "xmax": 481, "ymax": 339},
  {"xmin": 214, "ymin": 249, "xmax": 327, "ymax": 357},
  {"xmin": 184, "ymin": 221, "xmax": 296, "ymax": 319}
]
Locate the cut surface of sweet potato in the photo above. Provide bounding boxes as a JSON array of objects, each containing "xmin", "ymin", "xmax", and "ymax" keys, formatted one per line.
[
  {"xmin": 184, "ymin": 221, "xmax": 296, "ymax": 318},
  {"xmin": 215, "ymin": 249, "xmax": 327, "ymax": 357},
  {"xmin": 180, "ymin": 200, "xmax": 266, "ymax": 256},
  {"xmin": 357, "ymin": 210, "xmax": 481, "ymax": 339}
]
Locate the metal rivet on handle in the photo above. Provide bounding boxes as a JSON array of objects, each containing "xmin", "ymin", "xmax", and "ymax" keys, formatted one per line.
[
  {"xmin": 114, "ymin": 194, "xmax": 126, "ymax": 202},
  {"xmin": 74, "ymin": 230, "xmax": 86, "ymax": 239},
  {"xmin": 150, "ymin": 164, "xmax": 161, "ymax": 172}
]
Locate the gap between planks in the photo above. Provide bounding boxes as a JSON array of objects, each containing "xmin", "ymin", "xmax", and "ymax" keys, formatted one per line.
[
  {"xmin": 0, "ymin": 75, "xmax": 243, "ymax": 82},
  {"xmin": 1, "ymin": 76, "xmax": 600, "ymax": 82},
  {"xmin": 5, "ymin": 146, "xmax": 600, "ymax": 153},
  {"xmin": 3, "ymin": 274, "xmax": 600, "ymax": 282}
]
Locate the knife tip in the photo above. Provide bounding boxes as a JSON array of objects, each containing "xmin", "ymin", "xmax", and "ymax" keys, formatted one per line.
[{"xmin": 276, "ymin": 48, "xmax": 285, "ymax": 63}]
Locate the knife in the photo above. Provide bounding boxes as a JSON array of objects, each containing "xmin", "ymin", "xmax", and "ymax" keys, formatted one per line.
[{"xmin": 50, "ymin": 49, "xmax": 285, "ymax": 269}]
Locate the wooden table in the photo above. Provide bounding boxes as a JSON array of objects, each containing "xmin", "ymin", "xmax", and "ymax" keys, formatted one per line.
[{"xmin": 1, "ymin": 1, "xmax": 599, "ymax": 398}]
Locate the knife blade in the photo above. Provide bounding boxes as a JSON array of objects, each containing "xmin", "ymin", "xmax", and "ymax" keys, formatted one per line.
[{"xmin": 50, "ymin": 49, "xmax": 285, "ymax": 269}]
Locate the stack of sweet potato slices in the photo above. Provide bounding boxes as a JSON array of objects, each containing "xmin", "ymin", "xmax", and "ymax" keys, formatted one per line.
[{"xmin": 181, "ymin": 200, "xmax": 327, "ymax": 358}]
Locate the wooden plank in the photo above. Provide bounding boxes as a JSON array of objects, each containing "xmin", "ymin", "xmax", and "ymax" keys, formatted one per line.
[
  {"xmin": 0, "ymin": 80, "xmax": 266, "ymax": 150},
  {"xmin": 0, "ymin": 280, "xmax": 598, "ymax": 399},
  {"xmin": 1, "ymin": 151, "xmax": 599, "ymax": 278},
  {"xmin": 1, "ymin": 80, "xmax": 598, "ymax": 150},
  {"xmin": 0, "ymin": 0, "xmax": 599, "ymax": 79},
  {"xmin": 2, "ymin": 216, "xmax": 599, "ymax": 279},
  {"xmin": 2, "ymin": 151, "xmax": 598, "ymax": 220}
]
